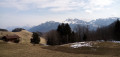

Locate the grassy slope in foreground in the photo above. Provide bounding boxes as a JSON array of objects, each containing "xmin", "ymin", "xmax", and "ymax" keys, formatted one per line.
[{"xmin": 0, "ymin": 40, "xmax": 120, "ymax": 57}]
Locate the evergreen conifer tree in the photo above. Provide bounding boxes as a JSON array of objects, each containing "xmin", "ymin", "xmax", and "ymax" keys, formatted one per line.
[{"xmin": 31, "ymin": 32, "xmax": 40, "ymax": 44}]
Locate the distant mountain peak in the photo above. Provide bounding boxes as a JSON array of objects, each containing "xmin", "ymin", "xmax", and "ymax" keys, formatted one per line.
[
  {"xmin": 63, "ymin": 19, "xmax": 77, "ymax": 24},
  {"xmin": 63, "ymin": 18, "xmax": 87, "ymax": 24},
  {"xmin": 65, "ymin": 18, "xmax": 79, "ymax": 21},
  {"xmin": 46, "ymin": 21, "xmax": 56, "ymax": 23}
]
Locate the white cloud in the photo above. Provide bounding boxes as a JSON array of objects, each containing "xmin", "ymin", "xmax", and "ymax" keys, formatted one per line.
[
  {"xmin": 39, "ymin": 0, "xmax": 85, "ymax": 12},
  {"xmin": 84, "ymin": 0, "xmax": 114, "ymax": 13},
  {"xmin": 0, "ymin": 0, "xmax": 29, "ymax": 10},
  {"xmin": 85, "ymin": 10, "xmax": 92, "ymax": 14},
  {"xmin": 90, "ymin": 0, "xmax": 113, "ymax": 7},
  {"xmin": 50, "ymin": 7, "xmax": 75, "ymax": 12},
  {"xmin": 0, "ymin": 0, "xmax": 115, "ymax": 12}
]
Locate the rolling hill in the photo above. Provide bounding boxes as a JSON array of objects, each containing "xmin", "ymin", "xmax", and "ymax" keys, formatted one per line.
[{"xmin": 0, "ymin": 30, "xmax": 46, "ymax": 44}]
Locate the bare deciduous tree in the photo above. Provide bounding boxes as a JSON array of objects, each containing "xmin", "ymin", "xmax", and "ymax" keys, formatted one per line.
[{"xmin": 46, "ymin": 30, "xmax": 60, "ymax": 45}]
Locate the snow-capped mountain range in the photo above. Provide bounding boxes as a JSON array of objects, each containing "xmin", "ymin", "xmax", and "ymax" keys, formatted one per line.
[
  {"xmin": 64, "ymin": 17, "xmax": 119, "ymax": 26},
  {"xmin": 28, "ymin": 17, "xmax": 120, "ymax": 32}
]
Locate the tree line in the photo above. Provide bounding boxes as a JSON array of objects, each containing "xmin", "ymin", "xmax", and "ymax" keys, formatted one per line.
[
  {"xmin": 46, "ymin": 19, "xmax": 120, "ymax": 45},
  {"xmin": 89, "ymin": 19, "xmax": 120, "ymax": 41}
]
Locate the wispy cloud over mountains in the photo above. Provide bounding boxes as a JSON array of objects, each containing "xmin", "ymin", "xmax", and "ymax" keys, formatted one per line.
[{"xmin": 0, "ymin": 0, "xmax": 115, "ymax": 12}]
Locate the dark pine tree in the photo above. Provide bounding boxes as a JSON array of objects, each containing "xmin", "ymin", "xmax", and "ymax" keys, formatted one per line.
[
  {"xmin": 64, "ymin": 23, "xmax": 71, "ymax": 35},
  {"xmin": 57, "ymin": 23, "xmax": 72, "ymax": 44},
  {"xmin": 57, "ymin": 24, "xmax": 63, "ymax": 44},
  {"xmin": 114, "ymin": 19, "xmax": 120, "ymax": 41},
  {"xmin": 31, "ymin": 32, "xmax": 40, "ymax": 44},
  {"xmin": 83, "ymin": 34, "xmax": 87, "ymax": 41},
  {"xmin": 57, "ymin": 24, "xmax": 61, "ymax": 33},
  {"xmin": 69, "ymin": 31, "xmax": 75, "ymax": 43},
  {"xmin": 64, "ymin": 23, "xmax": 72, "ymax": 43}
]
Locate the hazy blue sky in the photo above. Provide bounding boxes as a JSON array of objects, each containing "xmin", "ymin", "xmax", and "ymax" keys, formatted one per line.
[{"xmin": 0, "ymin": 0, "xmax": 120, "ymax": 28}]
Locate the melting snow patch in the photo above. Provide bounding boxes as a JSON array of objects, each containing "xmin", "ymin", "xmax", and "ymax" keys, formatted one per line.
[
  {"xmin": 71, "ymin": 42, "xmax": 92, "ymax": 48},
  {"xmin": 111, "ymin": 41, "xmax": 120, "ymax": 43}
]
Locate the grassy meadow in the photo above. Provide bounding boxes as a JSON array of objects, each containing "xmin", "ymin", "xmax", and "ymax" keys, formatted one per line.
[{"xmin": 0, "ymin": 40, "xmax": 120, "ymax": 57}]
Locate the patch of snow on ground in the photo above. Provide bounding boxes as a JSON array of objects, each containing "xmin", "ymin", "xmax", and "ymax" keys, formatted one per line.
[
  {"xmin": 96, "ymin": 40, "xmax": 120, "ymax": 43},
  {"xmin": 96, "ymin": 40, "xmax": 105, "ymax": 42},
  {"xmin": 71, "ymin": 42, "xmax": 92, "ymax": 48},
  {"xmin": 111, "ymin": 41, "xmax": 120, "ymax": 43}
]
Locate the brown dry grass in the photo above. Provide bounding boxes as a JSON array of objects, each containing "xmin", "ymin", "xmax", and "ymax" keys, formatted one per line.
[{"xmin": 0, "ymin": 40, "xmax": 120, "ymax": 57}]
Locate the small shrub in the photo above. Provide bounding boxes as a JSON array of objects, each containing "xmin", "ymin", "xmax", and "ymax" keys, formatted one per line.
[{"xmin": 30, "ymin": 32, "xmax": 40, "ymax": 44}]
